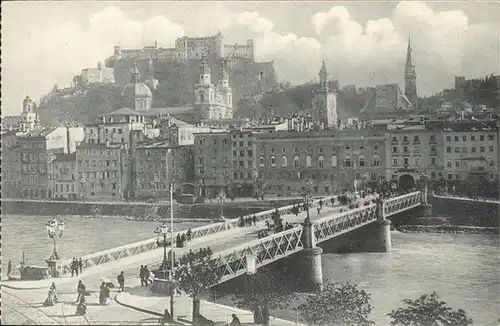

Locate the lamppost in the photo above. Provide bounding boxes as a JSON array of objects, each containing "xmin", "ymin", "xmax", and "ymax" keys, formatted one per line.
[
  {"xmin": 155, "ymin": 222, "xmax": 169, "ymax": 271},
  {"xmin": 46, "ymin": 218, "xmax": 65, "ymax": 260},
  {"xmin": 304, "ymin": 178, "xmax": 313, "ymax": 221},
  {"xmin": 219, "ymin": 190, "xmax": 226, "ymax": 219}
]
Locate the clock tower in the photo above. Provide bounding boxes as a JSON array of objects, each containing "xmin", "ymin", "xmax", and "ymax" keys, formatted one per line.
[{"xmin": 312, "ymin": 60, "xmax": 337, "ymax": 128}]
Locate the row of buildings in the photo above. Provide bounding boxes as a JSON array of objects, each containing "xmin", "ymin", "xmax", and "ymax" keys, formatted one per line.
[{"xmin": 2, "ymin": 39, "xmax": 499, "ymax": 201}]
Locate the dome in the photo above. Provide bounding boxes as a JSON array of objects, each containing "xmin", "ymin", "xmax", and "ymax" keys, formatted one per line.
[{"xmin": 121, "ymin": 82, "xmax": 152, "ymax": 99}]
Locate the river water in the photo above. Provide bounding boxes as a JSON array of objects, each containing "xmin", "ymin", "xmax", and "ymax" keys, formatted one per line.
[{"xmin": 2, "ymin": 214, "xmax": 499, "ymax": 325}]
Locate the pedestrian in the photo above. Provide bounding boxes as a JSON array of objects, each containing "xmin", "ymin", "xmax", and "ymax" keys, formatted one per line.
[
  {"xmin": 71, "ymin": 258, "xmax": 76, "ymax": 277},
  {"xmin": 176, "ymin": 234, "xmax": 181, "ymax": 248},
  {"xmin": 319, "ymin": 199, "xmax": 323, "ymax": 209},
  {"xmin": 181, "ymin": 234, "xmax": 186, "ymax": 247},
  {"xmin": 143, "ymin": 265, "xmax": 151, "ymax": 285},
  {"xmin": 99, "ymin": 282, "xmax": 105, "ymax": 305},
  {"xmin": 117, "ymin": 271, "xmax": 125, "ymax": 292},
  {"xmin": 230, "ymin": 313, "xmax": 242, "ymax": 326},
  {"xmin": 7, "ymin": 260, "xmax": 12, "ymax": 276},
  {"xmin": 317, "ymin": 206, "xmax": 321, "ymax": 215},
  {"xmin": 187, "ymin": 228, "xmax": 192, "ymax": 241},
  {"xmin": 76, "ymin": 280, "xmax": 85, "ymax": 303},
  {"xmin": 330, "ymin": 197, "xmax": 335, "ymax": 206},
  {"xmin": 252, "ymin": 215, "xmax": 257, "ymax": 226},
  {"xmin": 78, "ymin": 258, "xmax": 83, "ymax": 274},
  {"xmin": 253, "ymin": 306, "xmax": 263, "ymax": 325},
  {"xmin": 139, "ymin": 265, "xmax": 145, "ymax": 286}
]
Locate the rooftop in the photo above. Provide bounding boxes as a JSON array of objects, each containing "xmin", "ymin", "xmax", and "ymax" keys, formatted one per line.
[
  {"xmin": 54, "ymin": 153, "xmax": 76, "ymax": 162},
  {"xmin": 145, "ymin": 106, "xmax": 196, "ymax": 116},
  {"xmin": 104, "ymin": 107, "xmax": 142, "ymax": 117}
]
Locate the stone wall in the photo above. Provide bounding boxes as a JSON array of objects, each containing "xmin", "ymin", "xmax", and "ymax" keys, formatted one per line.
[{"xmin": 428, "ymin": 196, "xmax": 499, "ymax": 227}]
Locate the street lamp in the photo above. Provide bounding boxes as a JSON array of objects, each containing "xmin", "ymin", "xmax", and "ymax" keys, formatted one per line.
[
  {"xmin": 304, "ymin": 178, "xmax": 313, "ymax": 220},
  {"xmin": 46, "ymin": 218, "xmax": 65, "ymax": 260},
  {"xmin": 155, "ymin": 222, "xmax": 169, "ymax": 270},
  {"xmin": 219, "ymin": 190, "xmax": 226, "ymax": 219}
]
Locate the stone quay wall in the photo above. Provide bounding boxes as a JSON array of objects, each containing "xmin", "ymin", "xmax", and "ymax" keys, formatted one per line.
[{"xmin": 429, "ymin": 196, "xmax": 499, "ymax": 227}]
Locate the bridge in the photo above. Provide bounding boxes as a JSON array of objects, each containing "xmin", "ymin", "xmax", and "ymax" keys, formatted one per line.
[{"xmin": 44, "ymin": 190, "xmax": 429, "ymax": 293}]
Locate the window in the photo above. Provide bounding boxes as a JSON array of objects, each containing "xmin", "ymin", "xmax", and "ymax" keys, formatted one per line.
[
  {"xmin": 259, "ymin": 156, "xmax": 264, "ymax": 167},
  {"xmin": 462, "ymin": 135, "xmax": 467, "ymax": 141},
  {"xmin": 447, "ymin": 161, "xmax": 452, "ymax": 168},
  {"xmin": 488, "ymin": 134, "xmax": 495, "ymax": 141},
  {"xmin": 212, "ymin": 167, "xmax": 217, "ymax": 174},
  {"xmin": 239, "ymin": 150, "xmax": 244, "ymax": 157},
  {"xmin": 306, "ymin": 155, "xmax": 312, "ymax": 167},
  {"xmin": 413, "ymin": 145, "xmax": 420, "ymax": 153},
  {"xmin": 471, "ymin": 147, "xmax": 476, "ymax": 153},
  {"xmin": 471, "ymin": 135, "xmax": 475, "ymax": 141},
  {"xmin": 392, "ymin": 158, "xmax": 398, "ymax": 166},
  {"xmin": 294, "ymin": 156, "xmax": 299, "ymax": 167},
  {"xmin": 373, "ymin": 145, "xmax": 379, "ymax": 151},
  {"xmin": 489, "ymin": 146, "xmax": 494, "ymax": 152},
  {"xmin": 239, "ymin": 161, "xmax": 244, "ymax": 168},
  {"xmin": 199, "ymin": 92, "xmax": 205, "ymax": 103},
  {"xmin": 345, "ymin": 156, "xmax": 351, "ymax": 167},
  {"xmin": 403, "ymin": 136, "xmax": 408, "ymax": 142},
  {"xmin": 489, "ymin": 160, "xmax": 495, "ymax": 166},
  {"xmin": 414, "ymin": 135, "xmax": 419, "ymax": 142},
  {"xmin": 294, "ymin": 147, "xmax": 299, "ymax": 153},
  {"xmin": 319, "ymin": 147, "xmax": 324, "ymax": 153},
  {"xmin": 414, "ymin": 157, "xmax": 420, "ymax": 166},
  {"xmin": 331, "ymin": 155, "xmax": 337, "ymax": 167},
  {"xmin": 359, "ymin": 155, "xmax": 365, "ymax": 167},
  {"xmin": 232, "ymin": 141, "xmax": 237, "ymax": 147},
  {"xmin": 271, "ymin": 147, "xmax": 276, "ymax": 153},
  {"xmin": 480, "ymin": 146, "xmax": 485, "ymax": 153},
  {"xmin": 247, "ymin": 150, "xmax": 252, "ymax": 156},
  {"xmin": 455, "ymin": 136, "xmax": 459, "ymax": 141},
  {"xmin": 282, "ymin": 156, "xmax": 288, "ymax": 167},
  {"xmin": 270, "ymin": 156, "xmax": 276, "ymax": 167},
  {"xmin": 318, "ymin": 155, "xmax": 324, "ymax": 168},
  {"xmin": 392, "ymin": 146, "xmax": 398, "ymax": 153},
  {"xmin": 480, "ymin": 135, "xmax": 484, "ymax": 141},
  {"xmin": 372, "ymin": 155, "xmax": 380, "ymax": 166},
  {"xmin": 392, "ymin": 136, "xmax": 398, "ymax": 142},
  {"xmin": 403, "ymin": 158, "xmax": 409, "ymax": 165},
  {"xmin": 430, "ymin": 135, "xmax": 436, "ymax": 142},
  {"xmin": 239, "ymin": 141, "xmax": 244, "ymax": 147},
  {"xmin": 455, "ymin": 161, "xmax": 460, "ymax": 168},
  {"xmin": 403, "ymin": 146, "xmax": 408, "ymax": 153},
  {"xmin": 446, "ymin": 136, "xmax": 451, "ymax": 142},
  {"xmin": 282, "ymin": 148, "xmax": 286, "ymax": 153},
  {"xmin": 462, "ymin": 147, "xmax": 468, "ymax": 153},
  {"xmin": 307, "ymin": 147, "xmax": 312, "ymax": 153},
  {"xmin": 431, "ymin": 146, "xmax": 436, "ymax": 153},
  {"xmin": 233, "ymin": 151, "xmax": 237, "ymax": 157},
  {"xmin": 454, "ymin": 147, "xmax": 460, "ymax": 153}
]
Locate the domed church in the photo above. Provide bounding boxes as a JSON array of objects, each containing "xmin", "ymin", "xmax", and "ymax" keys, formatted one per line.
[{"xmin": 121, "ymin": 63, "xmax": 153, "ymax": 112}]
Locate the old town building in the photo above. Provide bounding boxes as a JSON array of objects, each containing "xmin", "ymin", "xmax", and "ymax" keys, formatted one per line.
[
  {"xmin": 253, "ymin": 130, "xmax": 386, "ymax": 196},
  {"xmin": 51, "ymin": 153, "xmax": 78, "ymax": 200},
  {"xmin": 193, "ymin": 130, "xmax": 255, "ymax": 198},
  {"xmin": 76, "ymin": 141, "xmax": 125, "ymax": 200}
]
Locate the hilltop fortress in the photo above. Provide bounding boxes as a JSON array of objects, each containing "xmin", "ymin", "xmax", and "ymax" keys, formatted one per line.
[{"xmin": 105, "ymin": 32, "xmax": 254, "ymax": 63}]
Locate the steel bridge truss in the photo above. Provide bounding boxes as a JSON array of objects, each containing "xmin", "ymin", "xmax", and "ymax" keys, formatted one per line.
[
  {"xmin": 212, "ymin": 227, "xmax": 304, "ymax": 283},
  {"xmin": 313, "ymin": 204, "xmax": 378, "ymax": 244},
  {"xmin": 383, "ymin": 191, "xmax": 422, "ymax": 217}
]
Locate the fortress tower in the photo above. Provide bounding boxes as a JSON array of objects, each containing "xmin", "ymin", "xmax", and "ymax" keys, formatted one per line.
[{"xmin": 404, "ymin": 38, "xmax": 418, "ymax": 109}]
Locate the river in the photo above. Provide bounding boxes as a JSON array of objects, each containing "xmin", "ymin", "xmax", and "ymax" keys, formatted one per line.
[{"xmin": 2, "ymin": 215, "xmax": 499, "ymax": 325}]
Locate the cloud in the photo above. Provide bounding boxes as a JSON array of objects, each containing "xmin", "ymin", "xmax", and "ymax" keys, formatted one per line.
[{"xmin": 2, "ymin": 2, "xmax": 498, "ymax": 116}]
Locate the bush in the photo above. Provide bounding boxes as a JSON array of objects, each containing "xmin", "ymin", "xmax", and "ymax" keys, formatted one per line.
[{"xmin": 387, "ymin": 292, "xmax": 473, "ymax": 326}]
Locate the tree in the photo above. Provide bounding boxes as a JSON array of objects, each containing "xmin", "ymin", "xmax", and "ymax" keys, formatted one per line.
[
  {"xmin": 232, "ymin": 270, "xmax": 295, "ymax": 325},
  {"xmin": 387, "ymin": 292, "xmax": 473, "ymax": 326},
  {"xmin": 298, "ymin": 281, "xmax": 374, "ymax": 326},
  {"xmin": 174, "ymin": 255, "xmax": 222, "ymax": 323}
]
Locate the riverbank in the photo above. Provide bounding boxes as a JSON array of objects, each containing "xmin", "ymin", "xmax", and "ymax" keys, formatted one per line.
[
  {"xmin": 396, "ymin": 224, "xmax": 499, "ymax": 234},
  {"xmin": 0, "ymin": 198, "xmax": 273, "ymax": 219},
  {"xmin": 429, "ymin": 195, "xmax": 499, "ymax": 227}
]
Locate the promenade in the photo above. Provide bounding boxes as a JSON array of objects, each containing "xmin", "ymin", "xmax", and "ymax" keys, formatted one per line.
[{"xmin": 2, "ymin": 196, "xmax": 367, "ymax": 325}]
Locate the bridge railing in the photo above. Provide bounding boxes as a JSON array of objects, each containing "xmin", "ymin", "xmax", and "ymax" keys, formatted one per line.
[
  {"xmin": 383, "ymin": 191, "xmax": 422, "ymax": 217},
  {"xmin": 53, "ymin": 196, "xmax": 330, "ymax": 276},
  {"xmin": 212, "ymin": 226, "xmax": 304, "ymax": 283},
  {"xmin": 313, "ymin": 204, "xmax": 378, "ymax": 244}
]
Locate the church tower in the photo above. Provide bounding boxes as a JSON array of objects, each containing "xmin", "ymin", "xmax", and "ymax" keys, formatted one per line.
[
  {"xmin": 20, "ymin": 96, "xmax": 40, "ymax": 132},
  {"xmin": 404, "ymin": 37, "xmax": 418, "ymax": 109},
  {"xmin": 312, "ymin": 60, "xmax": 337, "ymax": 128},
  {"xmin": 195, "ymin": 56, "xmax": 216, "ymax": 119},
  {"xmin": 121, "ymin": 63, "xmax": 153, "ymax": 112},
  {"xmin": 218, "ymin": 63, "xmax": 233, "ymax": 119}
]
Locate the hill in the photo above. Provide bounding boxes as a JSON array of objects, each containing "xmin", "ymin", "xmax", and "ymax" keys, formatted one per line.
[
  {"xmin": 251, "ymin": 83, "xmax": 370, "ymax": 119},
  {"xmin": 37, "ymin": 56, "xmax": 277, "ymax": 125}
]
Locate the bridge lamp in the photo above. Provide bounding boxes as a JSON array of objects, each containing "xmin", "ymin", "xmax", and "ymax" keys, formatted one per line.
[
  {"xmin": 154, "ymin": 222, "xmax": 169, "ymax": 271},
  {"xmin": 46, "ymin": 219, "xmax": 65, "ymax": 260}
]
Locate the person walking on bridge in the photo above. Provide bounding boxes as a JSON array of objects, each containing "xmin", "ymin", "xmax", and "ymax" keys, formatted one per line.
[
  {"xmin": 139, "ymin": 265, "xmax": 145, "ymax": 286},
  {"xmin": 117, "ymin": 271, "xmax": 125, "ymax": 292},
  {"xmin": 78, "ymin": 258, "xmax": 83, "ymax": 274},
  {"xmin": 143, "ymin": 266, "xmax": 151, "ymax": 285}
]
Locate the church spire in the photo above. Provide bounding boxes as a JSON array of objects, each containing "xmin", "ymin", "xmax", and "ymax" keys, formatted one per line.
[
  {"xmin": 404, "ymin": 36, "xmax": 418, "ymax": 109},
  {"xmin": 319, "ymin": 59, "xmax": 328, "ymax": 90}
]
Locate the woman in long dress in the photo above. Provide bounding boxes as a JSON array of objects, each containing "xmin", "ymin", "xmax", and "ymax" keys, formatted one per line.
[{"xmin": 43, "ymin": 282, "xmax": 58, "ymax": 306}]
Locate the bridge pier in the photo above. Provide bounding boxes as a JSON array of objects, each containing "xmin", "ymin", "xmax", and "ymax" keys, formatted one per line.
[{"xmin": 298, "ymin": 218, "xmax": 323, "ymax": 292}]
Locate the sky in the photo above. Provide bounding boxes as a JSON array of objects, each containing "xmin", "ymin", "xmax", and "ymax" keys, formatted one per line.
[{"xmin": 2, "ymin": 1, "xmax": 499, "ymax": 116}]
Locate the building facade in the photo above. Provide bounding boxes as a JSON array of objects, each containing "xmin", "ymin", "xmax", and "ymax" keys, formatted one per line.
[
  {"xmin": 51, "ymin": 153, "xmax": 78, "ymax": 200},
  {"xmin": 76, "ymin": 142, "xmax": 125, "ymax": 200},
  {"xmin": 81, "ymin": 62, "xmax": 115, "ymax": 85},
  {"xmin": 253, "ymin": 130, "xmax": 386, "ymax": 196}
]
